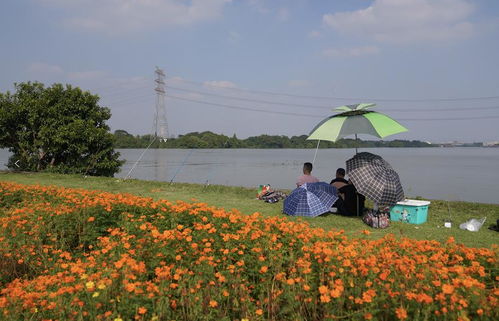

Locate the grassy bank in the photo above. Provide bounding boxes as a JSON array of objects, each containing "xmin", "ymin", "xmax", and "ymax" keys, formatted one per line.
[
  {"xmin": 1, "ymin": 177, "xmax": 497, "ymax": 320},
  {"xmin": 1, "ymin": 171, "xmax": 498, "ymax": 248}
]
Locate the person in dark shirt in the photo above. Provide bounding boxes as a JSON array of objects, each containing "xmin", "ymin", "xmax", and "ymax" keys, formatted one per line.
[
  {"xmin": 330, "ymin": 168, "xmax": 349, "ymax": 188},
  {"xmin": 330, "ymin": 168, "xmax": 365, "ymax": 216},
  {"xmin": 338, "ymin": 182, "xmax": 365, "ymax": 216}
]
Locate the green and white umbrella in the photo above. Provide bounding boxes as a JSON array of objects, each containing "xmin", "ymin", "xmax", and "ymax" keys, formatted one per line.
[{"xmin": 308, "ymin": 103, "xmax": 408, "ymax": 157}]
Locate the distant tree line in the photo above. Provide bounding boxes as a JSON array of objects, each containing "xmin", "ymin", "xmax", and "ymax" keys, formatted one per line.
[{"xmin": 113, "ymin": 130, "xmax": 434, "ymax": 149}]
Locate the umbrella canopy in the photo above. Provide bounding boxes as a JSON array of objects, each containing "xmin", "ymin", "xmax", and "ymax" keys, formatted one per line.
[
  {"xmin": 283, "ymin": 182, "xmax": 338, "ymax": 217},
  {"xmin": 307, "ymin": 103, "xmax": 408, "ymax": 142},
  {"xmin": 346, "ymin": 152, "xmax": 404, "ymax": 207}
]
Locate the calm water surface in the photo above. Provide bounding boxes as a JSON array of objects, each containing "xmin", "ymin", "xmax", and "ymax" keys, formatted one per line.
[{"xmin": 1, "ymin": 148, "xmax": 499, "ymax": 204}]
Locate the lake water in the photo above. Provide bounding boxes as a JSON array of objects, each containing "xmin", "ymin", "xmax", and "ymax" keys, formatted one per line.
[{"xmin": 1, "ymin": 148, "xmax": 499, "ymax": 204}]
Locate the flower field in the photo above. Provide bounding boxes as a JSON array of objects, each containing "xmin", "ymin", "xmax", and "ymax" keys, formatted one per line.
[{"xmin": 0, "ymin": 181, "xmax": 497, "ymax": 321}]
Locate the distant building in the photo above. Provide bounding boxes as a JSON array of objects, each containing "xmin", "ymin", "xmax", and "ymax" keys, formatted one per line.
[
  {"xmin": 437, "ymin": 141, "xmax": 483, "ymax": 147},
  {"xmin": 483, "ymin": 141, "xmax": 499, "ymax": 147}
]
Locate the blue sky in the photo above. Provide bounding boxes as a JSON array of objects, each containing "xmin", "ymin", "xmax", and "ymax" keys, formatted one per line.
[{"xmin": 1, "ymin": 0, "xmax": 499, "ymax": 143}]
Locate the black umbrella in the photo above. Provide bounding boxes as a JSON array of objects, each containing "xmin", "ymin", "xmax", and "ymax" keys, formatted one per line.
[{"xmin": 346, "ymin": 152, "xmax": 404, "ymax": 207}]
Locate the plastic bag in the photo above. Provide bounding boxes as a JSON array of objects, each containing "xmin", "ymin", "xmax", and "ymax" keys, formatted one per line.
[{"xmin": 459, "ymin": 217, "xmax": 486, "ymax": 232}]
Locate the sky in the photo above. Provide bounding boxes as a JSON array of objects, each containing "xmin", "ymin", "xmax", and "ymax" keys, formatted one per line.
[{"xmin": 1, "ymin": 0, "xmax": 499, "ymax": 143}]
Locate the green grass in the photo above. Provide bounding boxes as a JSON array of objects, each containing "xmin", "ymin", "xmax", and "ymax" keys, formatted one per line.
[{"xmin": 1, "ymin": 171, "xmax": 498, "ymax": 248}]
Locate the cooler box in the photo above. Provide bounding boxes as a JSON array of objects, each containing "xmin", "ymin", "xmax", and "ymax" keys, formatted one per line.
[{"xmin": 390, "ymin": 200, "xmax": 431, "ymax": 224}]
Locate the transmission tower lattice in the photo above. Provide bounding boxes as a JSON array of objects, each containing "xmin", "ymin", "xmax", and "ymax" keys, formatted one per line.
[{"xmin": 154, "ymin": 67, "xmax": 169, "ymax": 142}]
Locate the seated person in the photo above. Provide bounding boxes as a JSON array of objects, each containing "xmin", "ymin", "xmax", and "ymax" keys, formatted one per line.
[
  {"xmin": 332, "ymin": 181, "xmax": 365, "ymax": 216},
  {"xmin": 330, "ymin": 168, "xmax": 349, "ymax": 190},
  {"xmin": 296, "ymin": 162, "xmax": 319, "ymax": 187}
]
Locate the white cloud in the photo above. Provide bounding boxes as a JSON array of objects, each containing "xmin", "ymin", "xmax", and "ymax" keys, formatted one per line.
[
  {"xmin": 277, "ymin": 7, "xmax": 290, "ymax": 22},
  {"xmin": 203, "ymin": 80, "xmax": 237, "ymax": 89},
  {"xmin": 67, "ymin": 70, "xmax": 108, "ymax": 81},
  {"xmin": 322, "ymin": 46, "xmax": 380, "ymax": 58},
  {"xmin": 26, "ymin": 62, "xmax": 151, "ymax": 93},
  {"xmin": 323, "ymin": 0, "xmax": 474, "ymax": 44},
  {"xmin": 247, "ymin": 1, "xmax": 291, "ymax": 21},
  {"xmin": 27, "ymin": 62, "xmax": 64, "ymax": 75},
  {"xmin": 288, "ymin": 80, "xmax": 311, "ymax": 88},
  {"xmin": 38, "ymin": 0, "xmax": 232, "ymax": 35},
  {"xmin": 247, "ymin": 0, "xmax": 270, "ymax": 14},
  {"xmin": 308, "ymin": 30, "xmax": 322, "ymax": 38},
  {"xmin": 228, "ymin": 31, "xmax": 241, "ymax": 43}
]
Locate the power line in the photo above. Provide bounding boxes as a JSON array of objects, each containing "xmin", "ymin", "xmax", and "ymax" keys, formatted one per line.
[
  {"xmin": 166, "ymin": 85, "xmax": 499, "ymax": 112},
  {"xmin": 380, "ymin": 106, "xmax": 499, "ymax": 112},
  {"xmin": 399, "ymin": 115, "xmax": 499, "ymax": 121},
  {"xmin": 167, "ymin": 77, "xmax": 499, "ymax": 102},
  {"xmin": 166, "ymin": 85, "xmax": 332, "ymax": 109},
  {"xmin": 166, "ymin": 94, "xmax": 322, "ymax": 118},
  {"xmin": 98, "ymin": 84, "xmax": 150, "ymax": 99},
  {"xmin": 103, "ymin": 93, "xmax": 155, "ymax": 106},
  {"xmin": 167, "ymin": 93, "xmax": 499, "ymax": 121}
]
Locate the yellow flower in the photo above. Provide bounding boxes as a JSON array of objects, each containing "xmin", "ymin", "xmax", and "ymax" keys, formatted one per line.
[
  {"xmin": 92, "ymin": 292, "xmax": 100, "ymax": 298},
  {"xmin": 85, "ymin": 281, "xmax": 95, "ymax": 289},
  {"xmin": 98, "ymin": 283, "xmax": 106, "ymax": 290},
  {"xmin": 114, "ymin": 318, "xmax": 123, "ymax": 321}
]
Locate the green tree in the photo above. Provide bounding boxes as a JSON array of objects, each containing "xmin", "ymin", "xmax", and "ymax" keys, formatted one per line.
[{"xmin": 0, "ymin": 82, "xmax": 123, "ymax": 176}]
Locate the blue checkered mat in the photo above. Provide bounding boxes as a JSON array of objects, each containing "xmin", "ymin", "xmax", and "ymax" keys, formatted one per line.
[{"xmin": 283, "ymin": 182, "xmax": 339, "ymax": 217}]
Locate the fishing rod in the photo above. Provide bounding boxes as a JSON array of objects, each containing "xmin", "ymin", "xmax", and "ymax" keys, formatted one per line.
[
  {"xmin": 204, "ymin": 139, "xmax": 230, "ymax": 186},
  {"xmin": 124, "ymin": 136, "xmax": 157, "ymax": 180},
  {"xmin": 170, "ymin": 149, "xmax": 194, "ymax": 183}
]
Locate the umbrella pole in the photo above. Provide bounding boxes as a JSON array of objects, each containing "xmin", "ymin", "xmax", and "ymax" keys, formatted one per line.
[
  {"xmin": 355, "ymin": 133, "xmax": 358, "ymax": 154},
  {"xmin": 356, "ymin": 193, "xmax": 359, "ymax": 217},
  {"xmin": 312, "ymin": 140, "xmax": 320, "ymax": 165}
]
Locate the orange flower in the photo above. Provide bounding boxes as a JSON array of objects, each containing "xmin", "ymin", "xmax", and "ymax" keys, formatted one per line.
[
  {"xmin": 138, "ymin": 307, "xmax": 147, "ymax": 315},
  {"xmin": 256, "ymin": 309, "xmax": 263, "ymax": 315},
  {"xmin": 259, "ymin": 266, "xmax": 268, "ymax": 273},
  {"xmin": 395, "ymin": 307, "xmax": 408, "ymax": 320},
  {"xmin": 209, "ymin": 300, "xmax": 218, "ymax": 308},
  {"xmin": 320, "ymin": 294, "xmax": 331, "ymax": 303},
  {"xmin": 442, "ymin": 284, "xmax": 454, "ymax": 295},
  {"xmin": 87, "ymin": 217, "xmax": 95, "ymax": 222}
]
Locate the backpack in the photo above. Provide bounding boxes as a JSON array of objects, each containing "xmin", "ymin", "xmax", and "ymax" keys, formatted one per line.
[
  {"xmin": 259, "ymin": 190, "xmax": 287, "ymax": 203},
  {"xmin": 362, "ymin": 209, "xmax": 390, "ymax": 229}
]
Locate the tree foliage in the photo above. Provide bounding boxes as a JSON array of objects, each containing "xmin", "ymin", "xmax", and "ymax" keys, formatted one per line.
[
  {"xmin": 113, "ymin": 130, "xmax": 434, "ymax": 149},
  {"xmin": 0, "ymin": 82, "xmax": 123, "ymax": 176}
]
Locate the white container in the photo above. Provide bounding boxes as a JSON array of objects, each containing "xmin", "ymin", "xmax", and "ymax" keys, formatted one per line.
[
  {"xmin": 396, "ymin": 200, "xmax": 431, "ymax": 207},
  {"xmin": 390, "ymin": 200, "xmax": 431, "ymax": 224}
]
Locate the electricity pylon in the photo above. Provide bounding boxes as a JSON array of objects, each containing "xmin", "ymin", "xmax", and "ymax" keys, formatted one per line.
[{"xmin": 154, "ymin": 67, "xmax": 169, "ymax": 142}]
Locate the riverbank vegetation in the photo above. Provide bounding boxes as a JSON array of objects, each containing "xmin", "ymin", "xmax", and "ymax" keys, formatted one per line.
[
  {"xmin": 0, "ymin": 82, "xmax": 122, "ymax": 176},
  {"xmin": 113, "ymin": 130, "xmax": 435, "ymax": 149},
  {"xmin": 1, "ymin": 172, "xmax": 497, "ymax": 249},
  {"xmin": 0, "ymin": 173, "xmax": 497, "ymax": 320}
]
